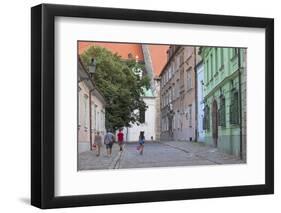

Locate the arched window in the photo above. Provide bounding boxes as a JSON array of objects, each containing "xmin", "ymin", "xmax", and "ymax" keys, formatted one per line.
[
  {"xmin": 219, "ymin": 95, "xmax": 226, "ymax": 127},
  {"xmin": 230, "ymin": 90, "xmax": 239, "ymax": 125}
]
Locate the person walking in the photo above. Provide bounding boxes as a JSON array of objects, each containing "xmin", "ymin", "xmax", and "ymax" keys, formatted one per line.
[
  {"xmin": 104, "ymin": 129, "xmax": 115, "ymax": 157},
  {"xmin": 94, "ymin": 131, "xmax": 102, "ymax": 157},
  {"xmin": 138, "ymin": 131, "xmax": 145, "ymax": 155},
  {"xmin": 117, "ymin": 129, "xmax": 124, "ymax": 151}
]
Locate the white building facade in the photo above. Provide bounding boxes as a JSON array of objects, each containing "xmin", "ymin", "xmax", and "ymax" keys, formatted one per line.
[{"xmin": 124, "ymin": 90, "xmax": 156, "ymax": 142}]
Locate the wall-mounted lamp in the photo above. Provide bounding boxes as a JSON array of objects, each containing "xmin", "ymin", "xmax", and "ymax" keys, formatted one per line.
[{"xmin": 89, "ymin": 58, "xmax": 96, "ymax": 77}]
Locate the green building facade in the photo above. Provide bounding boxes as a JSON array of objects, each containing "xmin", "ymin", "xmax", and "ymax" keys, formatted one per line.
[{"xmin": 200, "ymin": 47, "xmax": 246, "ymax": 160}]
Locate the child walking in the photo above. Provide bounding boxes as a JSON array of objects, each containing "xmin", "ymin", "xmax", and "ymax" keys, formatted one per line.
[{"xmin": 138, "ymin": 131, "xmax": 145, "ymax": 155}]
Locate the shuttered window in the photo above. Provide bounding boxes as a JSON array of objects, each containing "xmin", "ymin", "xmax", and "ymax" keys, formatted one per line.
[
  {"xmin": 230, "ymin": 91, "xmax": 239, "ymax": 125},
  {"xmin": 219, "ymin": 96, "xmax": 226, "ymax": 127}
]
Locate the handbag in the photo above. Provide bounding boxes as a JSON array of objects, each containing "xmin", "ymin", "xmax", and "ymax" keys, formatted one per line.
[{"xmin": 92, "ymin": 143, "xmax": 97, "ymax": 150}]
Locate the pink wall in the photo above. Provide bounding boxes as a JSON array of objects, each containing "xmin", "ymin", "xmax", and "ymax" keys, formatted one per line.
[{"xmin": 78, "ymin": 81, "xmax": 106, "ymax": 150}]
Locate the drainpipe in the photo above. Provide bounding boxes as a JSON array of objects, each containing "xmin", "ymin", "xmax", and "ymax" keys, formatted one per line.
[
  {"xmin": 89, "ymin": 88, "xmax": 95, "ymax": 151},
  {"xmin": 194, "ymin": 47, "xmax": 198, "ymax": 142},
  {"xmin": 237, "ymin": 48, "xmax": 243, "ymax": 160}
]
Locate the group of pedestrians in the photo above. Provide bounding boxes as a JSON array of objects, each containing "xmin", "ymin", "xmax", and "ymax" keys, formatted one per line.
[{"xmin": 93, "ymin": 129, "xmax": 145, "ymax": 157}]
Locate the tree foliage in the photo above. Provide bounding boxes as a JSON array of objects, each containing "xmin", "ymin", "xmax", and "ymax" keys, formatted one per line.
[{"xmin": 80, "ymin": 46, "xmax": 150, "ymax": 131}]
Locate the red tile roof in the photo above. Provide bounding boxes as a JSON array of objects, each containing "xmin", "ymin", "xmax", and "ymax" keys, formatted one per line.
[
  {"xmin": 147, "ymin": 45, "xmax": 169, "ymax": 76},
  {"xmin": 78, "ymin": 41, "xmax": 169, "ymax": 77},
  {"xmin": 78, "ymin": 41, "xmax": 144, "ymax": 61}
]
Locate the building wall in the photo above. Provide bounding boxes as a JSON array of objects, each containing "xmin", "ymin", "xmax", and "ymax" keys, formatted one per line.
[
  {"xmin": 160, "ymin": 46, "xmax": 196, "ymax": 141},
  {"xmin": 201, "ymin": 47, "xmax": 246, "ymax": 158},
  {"xmin": 125, "ymin": 97, "xmax": 156, "ymax": 142},
  {"xmin": 154, "ymin": 79, "xmax": 161, "ymax": 141},
  {"xmin": 78, "ymin": 81, "xmax": 106, "ymax": 153},
  {"xmin": 196, "ymin": 62, "xmax": 205, "ymax": 142},
  {"xmin": 92, "ymin": 91, "xmax": 106, "ymax": 135}
]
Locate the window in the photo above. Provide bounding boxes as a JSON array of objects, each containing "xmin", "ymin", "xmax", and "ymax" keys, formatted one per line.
[
  {"xmin": 94, "ymin": 104, "xmax": 97, "ymax": 130},
  {"xmin": 187, "ymin": 71, "xmax": 192, "ymax": 90},
  {"xmin": 219, "ymin": 96, "xmax": 226, "ymax": 127},
  {"xmin": 220, "ymin": 48, "xmax": 224, "ymax": 67},
  {"xmin": 91, "ymin": 102, "xmax": 95, "ymax": 131},
  {"xmin": 210, "ymin": 54, "xmax": 213, "ymax": 78},
  {"xmin": 177, "ymin": 80, "xmax": 180, "ymax": 98},
  {"xmin": 171, "ymin": 86, "xmax": 174, "ymax": 101},
  {"xmin": 230, "ymin": 90, "xmax": 239, "ymax": 125},
  {"xmin": 97, "ymin": 111, "xmax": 100, "ymax": 130},
  {"xmin": 200, "ymin": 81, "xmax": 204, "ymax": 102},
  {"xmin": 203, "ymin": 105, "xmax": 210, "ymax": 130},
  {"xmin": 180, "ymin": 53, "xmax": 184, "ymax": 66},
  {"xmin": 207, "ymin": 59, "xmax": 210, "ymax": 82},
  {"xmin": 139, "ymin": 107, "xmax": 145, "ymax": 123},
  {"xmin": 83, "ymin": 94, "xmax": 89, "ymax": 129},
  {"xmin": 173, "ymin": 60, "xmax": 177, "ymax": 73},
  {"xmin": 215, "ymin": 48, "xmax": 218, "ymax": 72},
  {"xmin": 189, "ymin": 105, "xmax": 192, "ymax": 127},
  {"xmin": 169, "ymin": 89, "xmax": 172, "ymax": 103},
  {"xmin": 177, "ymin": 56, "xmax": 181, "ymax": 69},
  {"xmin": 205, "ymin": 61, "xmax": 209, "ymax": 83},
  {"xmin": 168, "ymin": 67, "xmax": 171, "ymax": 80}
]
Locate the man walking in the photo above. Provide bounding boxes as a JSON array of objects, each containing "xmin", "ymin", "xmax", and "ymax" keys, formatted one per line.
[
  {"xmin": 104, "ymin": 129, "xmax": 115, "ymax": 157},
  {"xmin": 117, "ymin": 129, "xmax": 124, "ymax": 151}
]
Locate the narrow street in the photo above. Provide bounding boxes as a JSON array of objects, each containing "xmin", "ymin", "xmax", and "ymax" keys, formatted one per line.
[{"xmin": 78, "ymin": 141, "xmax": 244, "ymax": 171}]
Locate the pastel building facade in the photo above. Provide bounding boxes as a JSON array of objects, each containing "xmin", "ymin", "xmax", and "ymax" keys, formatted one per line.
[
  {"xmin": 78, "ymin": 58, "xmax": 106, "ymax": 153},
  {"xmin": 159, "ymin": 46, "xmax": 197, "ymax": 141},
  {"xmin": 200, "ymin": 47, "xmax": 246, "ymax": 159},
  {"xmin": 196, "ymin": 60, "xmax": 205, "ymax": 142},
  {"xmin": 124, "ymin": 89, "xmax": 156, "ymax": 142}
]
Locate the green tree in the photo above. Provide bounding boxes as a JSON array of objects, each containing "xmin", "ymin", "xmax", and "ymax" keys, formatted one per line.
[{"xmin": 80, "ymin": 46, "xmax": 150, "ymax": 131}]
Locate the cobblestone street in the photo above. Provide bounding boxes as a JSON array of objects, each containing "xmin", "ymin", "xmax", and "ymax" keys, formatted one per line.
[{"xmin": 78, "ymin": 141, "xmax": 245, "ymax": 170}]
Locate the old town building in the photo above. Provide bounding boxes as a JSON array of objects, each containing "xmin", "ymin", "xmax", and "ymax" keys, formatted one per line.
[
  {"xmin": 159, "ymin": 46, "xmax": 197, "ymax": 141},
  {"xmin": 196, "ymin": 58, "xmax": 205, "ymax": 142},
  {"xmin": 78, "ymin": 57, "xmax": 106, "ymax": 153},
  {"xmin": 200, "ymin": 47, "xmax": 246, "ymax": 159}
]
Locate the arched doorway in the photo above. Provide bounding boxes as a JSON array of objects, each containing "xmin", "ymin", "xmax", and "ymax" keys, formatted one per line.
[{"xmin": 212, "ymin": 100, "xmax": 218, "ymax": 147}]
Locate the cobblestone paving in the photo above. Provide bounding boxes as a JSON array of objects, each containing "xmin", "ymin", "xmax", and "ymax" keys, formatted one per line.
[
  {"xmin": 78, "ymin": 141, "xmax": 245, "ymax": 170},
  {"xmin": 78, "ymin": 143, "xmax": 121, "ymax": 170}
]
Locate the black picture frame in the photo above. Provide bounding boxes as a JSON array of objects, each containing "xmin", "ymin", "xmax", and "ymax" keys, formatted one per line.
[{"xmin": 31, "ymin": 3, "xmax": 274, "ymax": 209}]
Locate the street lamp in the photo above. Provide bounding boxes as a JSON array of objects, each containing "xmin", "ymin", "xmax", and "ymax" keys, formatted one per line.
[
  {"xmin": 88, "ymin": 57, "xmax": 96, "ymax": 151},
  {"xmin": 88, "ymin": 58, "xmax": 96, "ymax": 77}
]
